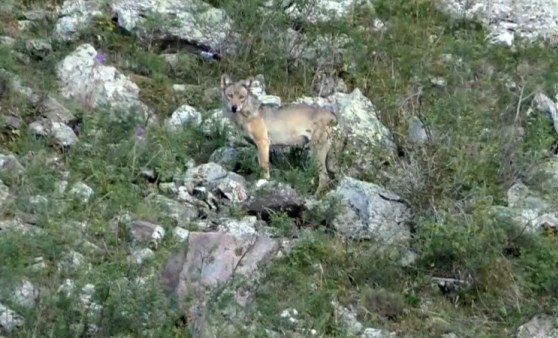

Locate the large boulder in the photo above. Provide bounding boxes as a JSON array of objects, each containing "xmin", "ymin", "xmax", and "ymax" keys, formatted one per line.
[
  {"xmin": 56, "ymin": 44, "xmax": 155, "ymax": 123},
  {"xmin": 438, "ymin": 0, "xmax": 558, "ymax": 46},
  {"xmin": 326, "ymin": 177, "xmax": 411, "ymax": 245},
  {"xmin": 296, "ymin": 88, "xmax": 397, "ymax": 177},
  {"xmin": 55, "ymin": 0, "xmax": 233, "ymax": 52}
]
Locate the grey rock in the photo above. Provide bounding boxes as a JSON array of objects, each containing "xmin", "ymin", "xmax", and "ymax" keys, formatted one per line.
[
  {"xmin": 22, "ymin": 9, "xmax": 56, "ymax": 21},
  {"xmin": 151, "ymin": 194, "xmax": 199, "ymax": 227},
  {"xmin": 516, "ymin": 315, "xmax": 558, "ymax": 338},
  {"xmin": 407, "ymin": 116, "xmax": 428, "ymax": 145},
  {"xmin": 56, "ymin": 44, "xmax": 155, "ymax": 124},
  {"xmin": 208, "ymin": 146, "xmax": 243, "ymax": 167},
  {"xmin": 25, "ymin": 39, "xmax": 53, "ymax": 59},
  {"xmin": 112, "ymin": 0, "xmax": 233, "ymax": 52},
  {"xmin": 69, "ymin": 182, "xmax": 94, "ymax": 202},
  {"xmin": 159, "ymin": 182, "xmax": 179, "ymax": 194},
  {"xmin": 51, "ymin": 122, "xmax": 79, "ymax": 146},
  {"xmin": 160, "ymin": 231, "xmax": 280, "ymax": 338},
  {"xmin": 54, "ymin": 0, "xmax": 105, "ymax": 41},
  {"xmin": 57, "ymin": 250, "xmax": 86, "ymax": 274},
  {"xmin": 295, "ymin": 88, "xmax": 396, "ymax": 177},
  {"xmin": 182, "ymin": 162, "xmax": 248, "ymax": 204},
  {"xmin": 128, "ymin": 248, "xmax": 155, "ymax": 265},
  {"xmin": 532, "ymin": 92, "xmax": 558, "ymax": 135},
  {"xmin": 1, "ymin": 112, "xmax": 22, "ymax": 131},
  {"xmin": 327, "ymin": 177, "xmax": 411, "ymax": 244},
  {"xmin": 172, "ymin": 227, "xmax": 190, "ymax": 242},
  {"xmin": 36, "ymin": 95, "xmax": 76, "ymax": 124},
  {"xmin": 29, "ymin": 119, "xmax": 79, "ymax": 147},
  {"xmin": 0, "ymin": 303, "xmax": 23, "ymax": 333},
  {"xmin": 242, "ymin": 181, "xmax": 306, "ymax": 221},
  {"xmin": 165, "ymin": 103, "xmax": 203, "ymax": 131},
  {"xmin": 361, "ymin": 328, "xmax": 396, "ymax": 338},
  {"xmin": 12, "ymin": 279, "xmax": 38, "ymax": 308},
  {"xmin": 331, "ymin": 300, "xmax": 363, "ymax": 336},
  {"xmin": 0, "ymin": 153, "xmax": 24, "ymax": 175},
  {"xmin": 0, "ymin": 36, "xmax": 16, "ymax": 48},
  {"xmin": 197, "ymin": 216, "xmax": 259, "ymax": 235},
  {"xmin": 129, "ymin": 219, "xmax": 165, "ymax": 248},
  {"xmin": 438, "ymin": 0, "xmax": 558, "ymax": 46},
  {"xmin": 278, "ymin": 0, "xmax": 373, "ymax": 24}
]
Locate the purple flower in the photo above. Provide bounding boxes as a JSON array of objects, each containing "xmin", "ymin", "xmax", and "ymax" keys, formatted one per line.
[
  {"xmin": 94, "ymin": 51, "xmax": 106, "ymax": 64},
  {"xmin": 200, "ymin": 51, "xmax": 214, "ymax": 60},
  {"xmin": 134, "ymin": 126, "xmax": 145, "ymax": 139}
]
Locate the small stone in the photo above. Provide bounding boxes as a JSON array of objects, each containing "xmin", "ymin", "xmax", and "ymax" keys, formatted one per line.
[
  {"xmin": 165, "ymin": 104, "xmax": 203, "ymax": 131},
  {"xmin": 172, "ymin": 227, "xmax": 190, "ymax": 242},
  {"xmin": 361, "ymin": 327, "xmax": 396, "ymax": 338},
  {"xmin": 430, "ymin": 77, "xmax": 446, "ymax": 87},
  {"xmin": 159, "ymin": 182, "xmax": 178, "ymax": 194},
  {"xmin": 25, "ymin": 39, "xmax": 53, "ymax": 59},
  {"xmin": 216, "ymin": 216, "xmax": 258, "ymax": 235},
  {"xmin": 129, "ymin": 219, "xmax": 165, "ymax": 248},
  {"xmin": 57, "ymin": 251, "xmax": 85, "ymax": 273},
  {"xmin": 57, "ymin": 279, "xmax": 76, "ymax": 296},
  {"xmin": 29, "ymin": 256, "xmax": 48, "ymax": 272},
  {"xmin": 0, "ymin": 36, "xmax": 16, "ymax": 48},
  {"xmin": 407, "ymin": 116, "xmax": 428, "ymax": 145},
  {"xmin": 69, "ymin": 182, "xmax": 94, "ymax": 202},
  {"xmin": 0, "ymin": 303, "xmax": 23, "ymax": 333},
  {"xmin": 128, "ymin": 248, "xmax": 154, "ymax": 265},
  {"xmin": 51, "ymin": 122, "xmax": 79, "ymax": 146},
  {"xmin": 13, "ymin": 279, "xmax": 37, "ymax": 308}
]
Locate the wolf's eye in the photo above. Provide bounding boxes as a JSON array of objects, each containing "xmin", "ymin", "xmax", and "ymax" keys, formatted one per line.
[
  {"xmin": 238, "ymin": 95, "xmax": 245, "ymax": 100},
  {"xmin": 227, "ymin": 93, "xmax": 233, "ymax": 98}
]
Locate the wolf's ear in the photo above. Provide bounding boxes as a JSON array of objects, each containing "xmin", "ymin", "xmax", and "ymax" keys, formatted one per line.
[
  {"xmin": 243, "ymin": 76, "xmax": 255, "ymax": 88},
  {"xmin": 221, "ymin": 74, "xmax": 232, "ymax": 89}
]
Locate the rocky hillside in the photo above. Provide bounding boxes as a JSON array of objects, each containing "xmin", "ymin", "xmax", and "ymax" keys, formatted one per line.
[{"xmin": 1, "ymin": 0, "xmax": 558, "ymax": 337}]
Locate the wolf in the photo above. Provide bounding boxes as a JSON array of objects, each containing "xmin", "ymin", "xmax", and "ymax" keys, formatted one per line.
[{"xmin": 220, "ymin": 73, "xmax": 338, "ymax": 195}]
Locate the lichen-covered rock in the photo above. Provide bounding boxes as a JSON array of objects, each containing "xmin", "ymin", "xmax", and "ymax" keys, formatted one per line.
[
  {"xmin": 165, "ymin": 103, "xmax": 203, "ymax": 131},
  {"xmin": 327, "ymin": 177, "xmax": 411, "ymax": 244},
  {"xmin": 112, "ymin": 0, "xmax": 233, "ymax": 51},
  {"xmin": 296, "ymin": 88, "xmax": 396, "ymax": 177},
  {"xmin": 438, "ymin": 0, "xmax": 558, "ymax": 46},
  {"xmin": 56, "ymin": 43, "xmax": 155, "ymax": 124},
  {"xmin": 516, "ymin": 315, "xmax": 558, "ymax": 338},
  {"xmin": 160, "ymin": 231, "xmax": 280, "ymax": 338}
]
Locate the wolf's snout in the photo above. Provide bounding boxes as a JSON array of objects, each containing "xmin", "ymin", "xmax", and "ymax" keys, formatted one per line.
[{"xmin": 231, "ymin": 105, "xmax": 238, "ymax": 113}]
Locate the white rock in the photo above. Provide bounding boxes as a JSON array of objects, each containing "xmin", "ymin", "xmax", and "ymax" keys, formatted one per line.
[
  {"xmin": 111, "ymin": 0, "xmax": 233, "ymax": 51},
  {"xmin": 165, "ymin": 104, "xmax": 203, "ymax": 131},
  {"xmin": 295, "ymin": 88, "xmax": 396, "ymax": 176},
  {"xmin": 56, "ymin": 44, "xmax": 154, "ymax": 123},
  {"xmin": 54, "ymin": 0, "xmax": 104, "ymax": 40},
  {"xmin": 57, "ymin": 278, "xmax": 76, "ymax": 296},
  {"xmin": 69, "ymin": 182, "xmax": 94, "ymax": 202},
  {"xmin": 172, "ymin": 227, "xmax": 190, "ymax": 242},
  {"xmin": 216, "ymin": 216, "xmax": 258, "ymax": 235},
  {"xmin": 12, "ymin": 279, "xmax": 37, "ymax": 308},
  {"xmin": 327, "ymin": 177, "xmax": 411, "ymax": 244},
  {"xmin": 438, "ymin": 0, "xmax": 558, "ymax": 46},
  {"xmin": 516, "ymin": 315, "xmax": 558, "ymax": 338},
  {"xmin": 57, "ymin": 251, "xmax": 86, "ymax": 273},
  {"xmin": 361, "ymin": 327, "xmax": 396, "ymax": 338},
  {"xmin": 0, "ymin": 303, "xmax": 23, "ymax": 333},
  {"xmin": 128, "ymin": 248, "xmax": 154, "ymax": 265},
  {"xmin": 51, "ymin": 122, "xmax": 79, "ymax": 146},
  {"xmin": 281, "ymin": 0, "xmax": 370, "ymax": 24}
]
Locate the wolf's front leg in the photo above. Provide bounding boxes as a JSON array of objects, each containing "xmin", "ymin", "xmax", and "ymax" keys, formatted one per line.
[{"xmin": 256, "ymin": 138, "xmax": 271, "ymax": 179}]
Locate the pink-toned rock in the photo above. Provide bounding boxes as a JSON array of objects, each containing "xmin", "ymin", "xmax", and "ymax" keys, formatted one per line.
[{"xmin": 160, "ymin": 231, "xmax": 280, "ymax": 337}]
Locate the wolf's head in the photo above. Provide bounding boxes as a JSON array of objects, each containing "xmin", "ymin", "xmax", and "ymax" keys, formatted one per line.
[{"xmin": 220, "ymin": 74, "xmax": 256, "ymax": 114}]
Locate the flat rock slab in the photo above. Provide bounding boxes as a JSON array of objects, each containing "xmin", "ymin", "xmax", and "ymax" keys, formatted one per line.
[{"xmin": 161, "ymin": 231, "xmax": 280, "ymax": 302}]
